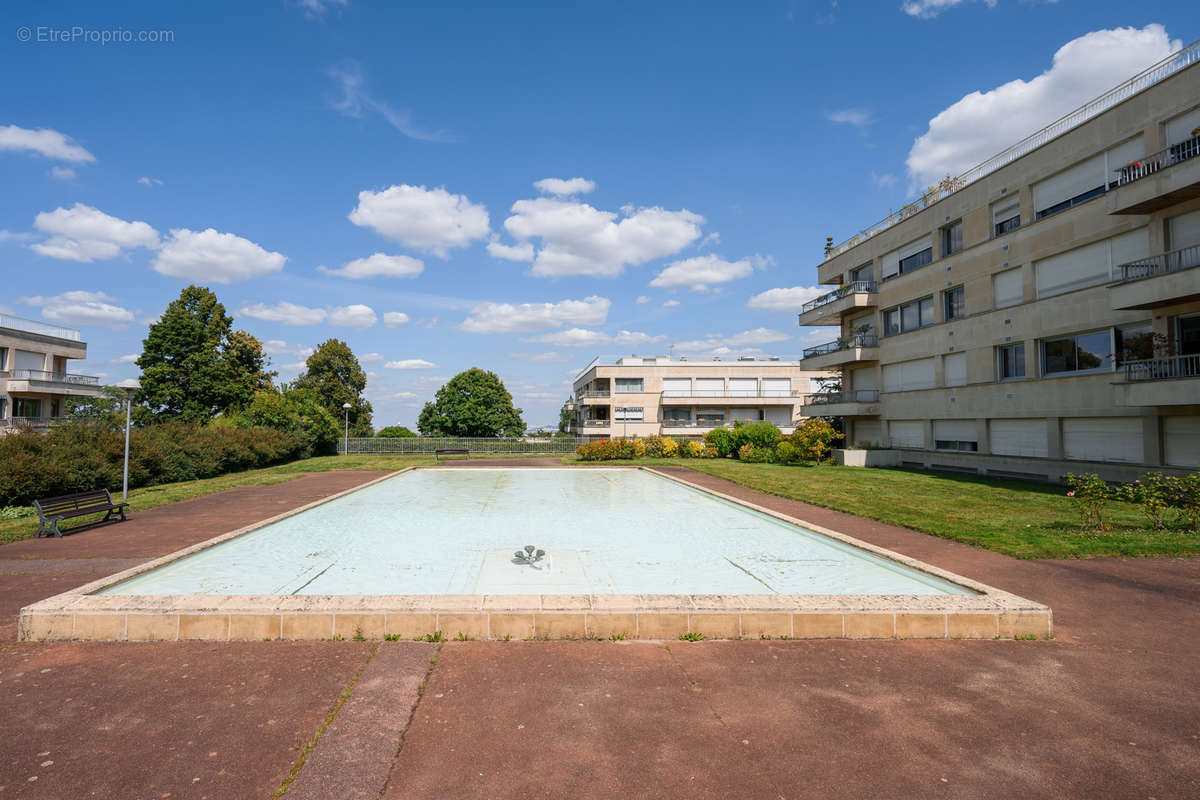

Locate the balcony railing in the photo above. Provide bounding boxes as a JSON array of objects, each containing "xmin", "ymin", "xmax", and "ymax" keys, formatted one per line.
[
  {"xmin": 576, "ymin": 390, "xmax": 611, "ymax": 399},
  {"xmin": 10, "ymin": 369, "xmax": 100, "ymax": 386},
  {"xmin": 583, "ymin": 419, "xmax": 610, "ymax": 427},
  {"xmin": 661, "ymin": 390, "xmax": 802, "ymax": 399},
  {"xmin": 1123, "ymin": 354, "xmax": 1200, "ymax": 382},
  {"xmin": 803, "ymin": 390, "xmax": 880, "ymax": 405},
  {"xmin": 0, "ymin": 416, "xmax": 64, "ymax": 428},
  {"xmin": 1114, "ymin": 135, "xmax": 1200, "ymax": 186},
  {"xmin": 799, "ymin": 281, "xmax": 878, "ymax": 315},
  {"xmin": 1116, "ymin": 244, "xmax": 1200, "ymax": 283},
  {"xmin": 803, "ymin": 334, "xmax": 879, "ymax": 359},
  {"xmin": 0, "ymin": 314, "xmax": 83, "ymax": 342},
  {"xmin": 823, "ymin": 39, "xmax": 1200, "ymax": 262}
]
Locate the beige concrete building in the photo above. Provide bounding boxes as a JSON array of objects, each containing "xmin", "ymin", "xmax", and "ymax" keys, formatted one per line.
[
  {"xmin": 0, "ymin": 314, "xmax": 104, "ymax": 430},
  {"xmin": 568, "ymin": 355, "xmax": 832, "ymax": 440},
  {"xmin": 797, "ymin": 43, "xmax": 1200, "ymax": 481}
]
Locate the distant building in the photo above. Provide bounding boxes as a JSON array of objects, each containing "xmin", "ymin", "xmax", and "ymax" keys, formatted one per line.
[
  {"xmin": 567, "ymin": 355, "xmax": 834, "ymax": 439},
  {"xmin": 0, "ymin": 314, "xmax": 104, "ymax": 430},
  {"xmin": 797, "ymin": 42, "xmax": 1200, "ymax": 481}
]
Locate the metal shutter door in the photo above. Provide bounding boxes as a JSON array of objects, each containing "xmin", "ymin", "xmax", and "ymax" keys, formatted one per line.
[
  {"xmin": 989, "ymin": 419, "xmax": 1048, "ymax": 458},
  {"xmin": 695, "ymin": 378, "xmax": 723, "ymax": 392},
  {"xmin": 662, "ymin": 378, "xmax": 690, "ymax": 394},
  {"xmin": 1063, "ymin": 418, "xmax": 1142, "ymax": 463},
  {"xmin": 761, "ymin": 378, "xmax": 790, "ymax": 396},
  {"xmin": 993, "ymin": 268, "xmax": 1023, "ymax": 308},
  {"xmin": 729, "ymin": 378, "xmax": 757, "ymax": 395},
  {"xmin": 853, "ymin": 421, "xmax": 883, "ymax": 446},
  {"xmin": 1032, "ymin": 153, "xmax": 1104, "ymax": 215},
  {"xmin": 1164, "ymin": 417, "xmax": 1200, "ymax": 468},
  {"xmin": 933, "ymin": 420, "xmax": 976, "ymax": 443},
  {"xmin": 850, "ymin": 367, "xmax": 876, "ymax": 392},
  {"xmin": 943, "ymin": 353, "xmax": 966, "ymax": 387},
  {"xmin": 889, "ymin": 420, "xmax": 925, "ymax": 449},
  {"xmin": 764, "ymin": 406, "xmax": 791, "ymax": 426}
]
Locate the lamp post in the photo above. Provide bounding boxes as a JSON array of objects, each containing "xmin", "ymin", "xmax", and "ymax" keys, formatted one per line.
[
  {"xmin": 617, "ymin": 406, "xmax": 629, "ymax": 439},
  {"xmin": 118, "ymin": 379, "xmax": 140, "ymax": 501},
  {"xmin": 342, "ymin": 402, "xmax": 352, "ymax": 455}
]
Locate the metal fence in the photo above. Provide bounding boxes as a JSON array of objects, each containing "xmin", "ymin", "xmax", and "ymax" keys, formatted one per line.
[{"xmin": 337, "ymin": 436, "xmax": 586, "ymax": 455}]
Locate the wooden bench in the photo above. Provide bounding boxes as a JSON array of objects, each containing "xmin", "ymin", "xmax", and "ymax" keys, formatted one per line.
[
  {"xmin": 434, "ymin": 448, "xmax": 470, "ymax": 463},
  {"xmin": 33, "ymin": 489, "xmax": 129, "ymax": 538}
]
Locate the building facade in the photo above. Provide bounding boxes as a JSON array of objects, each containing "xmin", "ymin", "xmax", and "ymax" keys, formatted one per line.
[
  {"xmin": 797, "ymin": 44, "xmax": 1200, "ymax": 482},
  {"xmin": 568, "ymin": 355, "xmax": 833, "ymax": 440},
  {"xmin": 0, "ymin": 314, "xmax": 104, "ymax": 430}
]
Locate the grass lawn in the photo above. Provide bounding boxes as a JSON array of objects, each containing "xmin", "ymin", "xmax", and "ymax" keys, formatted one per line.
[{"xmin": 562, "ymin": 457, "xmax": 1200, "ymax": 559}]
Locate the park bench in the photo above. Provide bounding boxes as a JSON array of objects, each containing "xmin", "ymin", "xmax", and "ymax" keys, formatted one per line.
[
  {"xmin": 434, "ymin": 448, "xmax": 471, "ymax": 463},
  {"xmin": 33, "ymin": 489, "xmax": 129, "ymax": 538}
]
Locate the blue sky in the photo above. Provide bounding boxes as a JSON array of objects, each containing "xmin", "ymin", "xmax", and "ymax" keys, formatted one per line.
[{"xmin": 0, "ymin": 0, "xmax": 1192, "ymax": 427}]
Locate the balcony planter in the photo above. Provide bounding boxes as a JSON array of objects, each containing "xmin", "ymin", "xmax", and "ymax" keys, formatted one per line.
[{"xmin": 833, "ymin": 449, "xmax": 901, "ymax": 468}]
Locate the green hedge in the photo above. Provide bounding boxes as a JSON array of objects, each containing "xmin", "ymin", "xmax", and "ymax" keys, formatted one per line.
[{"xmin": 0, "ymin": 421, "xmax": 306, "ymax": 506}]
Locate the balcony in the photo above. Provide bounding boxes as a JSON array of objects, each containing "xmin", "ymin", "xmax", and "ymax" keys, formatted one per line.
[
  {"xmin": 582, "ymin": 419, "xmax": 610, "ymax": 428},
  {"xmin": 1108, "ymin": 135, "xmax": 1200, "ymax": 215},
  {"xmin": 3, "ymin": 369, "xmax": 104, "ymax": 396},
  {"xmin": 801, "ymin": 334, "xmax": 880, "ymax": 370},
  {"xmin": 795, "ymin": 281, "xmax": 879, "ymax": 327},
  {"xmin": 1113, "ymin": 354, "xmax": 1200, "ymax": 406},
  {"xmin": 1110, "ymin": 244, "xmax": 1200, "ymax": 310},
  {"xmin": 660, "ymin": 390, "xmax": 802, "ymax": 405},
  {"xmin": 0, "ymin": 314, "xmax": 82, "ymax": 342},
  {"xmin": 800, "ymin": 389, "xmax": 881, "ymax": 417},
  {"xmin": 0, "ymin": 416, "xmax": 65, "ymax": 430}
]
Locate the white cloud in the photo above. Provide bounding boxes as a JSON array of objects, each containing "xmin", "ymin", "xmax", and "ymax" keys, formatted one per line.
[
  {"xmin": 635, "ymin": 295, "xmax": 651, "ymax": 304},
  {"xmin": 348, "ymin": 184, "xmax": 489, "ymax": 256},
  {"xmin": 824, "ymin": 108, "xmax": 872, "ymax": 127},
  {"xmin": 19, "ymin": 290, "xmax": 134, "ymax": 329},
  {"xmin": 383, "ymin": 311, "xmax": 410, "ymax": 327},
  {"xmin": 613, "ymin": 330, "xmax": 666, "ymax": 347},
  {"xmin": 328, "ymin": 61, "xmax": 451, "ymax": 142},
  {"xmin": 154, "ymin": 228, "xmax": 286, "ymax": 283},
  {"xmin": 0, "ymin": 125, "xmax": 95, "ymax": 163},
  {"xmin": 385, "ymin": 359, "xmax": 437, "ymax": 370},
  {"xmin": 31, "ymin": 203, "xmax": 159, "ymax": 263},
  {"xmin": 871, "ymin": 172, "xmax": 898, "ymax": 188},
  {"xmin": 262, "ymin": 339, "xmax": 314, "ymax": 358},
  {"xmin": 0, "ymin": 230, "xmax": 33, "ymax": 243},
  {"xmin": 460, "ymin": 295, "xmax": 611, "ymax": 334},
  {"xmin": 495, "ymin": 197, "xmax": 705, "ymax": 278},
  {"xmin": 486, "ymin": 236, "xmax": 534, "ymax": 262},
  {"xmin": 137, "ymin": 176, "xmax": 163, "ymax": 186},
  {"xmin": 240, "ymin": 302, "xmax": 328, "ymax": 326},
  {"xmin": 663, "ymin": 299, "xmax": 680, "ymax": 307},
  {"xmin": 110, "ymin": 353, "xmax": 139, "ymax": 364},
  {"xmin": 49, "ymin": 166, "xmax": 76, "ymax": 181},
  {"xmin": 507, "ymin": 352, "xmax": 571, "ymax": 363},
  {"xmin": 318, "ymin": 252, "xmax": 424, "ymax": 279},
  {"xmin": 533, "ymin": 177, "xmax": 597, "ymax": 197},
  {"xmin": 327, "ymin": 304, "xmax": 377, "ymax": 329},
  {"xmin": 907, "ymin": 24, "xmax": 1179, "ymax": 188},
  {"xmin": 747, "ymin": 285, "xmax": 827, "ymax": 312},
  {"xmin": 524, "ymin": 328, "xmax": 611, "ymax": 347},
  {"xmin": 675, "ymin": 328, "xmax": 793, "ymax": 356},
  {"xmin": 359, "ymin": 352, "xmax": 384, "ymax": 364},
  {"xmin": 393, "ymin": 391, "xmax": 419, "ymax": 400},
  {"xmin": 649, "ymin": 254, "xmax": 755, "ymax": 291}
]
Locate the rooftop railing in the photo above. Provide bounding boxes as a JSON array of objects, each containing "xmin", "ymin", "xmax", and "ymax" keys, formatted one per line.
[
  {"xmin": 10, "ymin": 369, "xmax": 100, "ymax": 385},
  {"xmin": 1123, "ymin": 353, "xmax": 1200, "ymax": 382},
  {"xmin": 823, "ymin": 39, "xmax": 1200, "ymax": 263},
  {"xmin": 0, "ymin": 314, "xmax": 82, "ymax": 342},
  {"xmin": 1116, "ymin": 244, "xmax": 1200, "ymax": 283},
  {"xmin": 802, "ymin": 390, "xmax": 880, "ymax": 405},
  {"xmin": 799, "ymin": 281, "xmax": 878, "ymax": 315},
  {"xmin": 803, "ymin": 334, "xmax": 879, "ymax": 359}
]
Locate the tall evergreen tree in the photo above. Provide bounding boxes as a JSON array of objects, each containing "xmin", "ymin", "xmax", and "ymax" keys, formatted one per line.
[
  {"xmin": 136, "ymin": 285, "xmax": 273, "ymax": 422},
  {"xmin": 292, "ymin": 339, "xmax": 374, "ymax": 435}
]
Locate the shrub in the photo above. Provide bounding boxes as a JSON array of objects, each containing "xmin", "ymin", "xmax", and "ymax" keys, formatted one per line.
[
  {"xmin": 376, "ymin": 425, "xmax": 416, "ymax": 438},
  {"xmin": 704, "ymin": 428, "xmax": 735, "ymax": 457},
  {"xmin": 643, "ymin": 436, "xmax": 666, "ymax": 457},
  {"xmin": 1118, "ymin": 472, "xmax": 1172, "ymax": 530},
  {"xmin": 679, "ymin": 440, "xmax": 707, "ymax": 458},
  {"xmin": 630, "ymin": 438, "xmax": 647, "ymax": 457},
  {"xmin": 660, "ymin": 437, "xmax": 680, "ymax": 457},
  {"xmin": 1171, "ymin": 473, "xmax": 1200, "ymax": 532},
  {"xmin": 729, "ymin": 421, "xmax": 782, "ymax": 454},
  {"xmin": 576, "ymin": 440, "xmax": 615, "ymax": 461},
  {"xmin": 737, "ymin": 444, "xmax": 771, "ymax": 463},
  {"xmin": 773, "ymin": 440, "xmax": 802, "ymax": 464},
  {"xmin": 791, "ymin": 418, "xmax": 843, "ymax": 464},
  {"xmin": 1065, "ymin": 472, "xmax": 1112, "ymax": 531}
]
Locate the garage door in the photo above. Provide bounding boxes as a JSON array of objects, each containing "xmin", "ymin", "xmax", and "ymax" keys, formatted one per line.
[
  {"xmin": 1063, "ymin": 418, "xmax": 1143, "ymax": 463},
  {"xmin": 989, "ymin": 419, "xmax": 1049, "ymax": 458},
  {"xmin": 889, "ymin": 420, "xmax": 925, "ymax": 449},
  {"xmin": 1164, "ymin": 417, "xmax": 1200, "ymax": 468}
]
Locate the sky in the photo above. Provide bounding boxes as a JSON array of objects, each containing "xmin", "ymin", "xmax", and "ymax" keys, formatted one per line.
[{"xmin": 0, "ymin": 1, "xmax": 1193, "ymax": 428}]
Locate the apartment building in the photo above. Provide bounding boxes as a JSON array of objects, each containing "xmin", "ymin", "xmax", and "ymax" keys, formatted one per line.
[
  {"xmin": 0, "ymin": 314, "xmax": 104, "ymax": 430},
  {"xmin": 568, "ymin": 355, "xmax": 832, "ymax": 439},
  {"xmin": 796, "ymin": 42, "xmax": 1200, "ymax": 482}
]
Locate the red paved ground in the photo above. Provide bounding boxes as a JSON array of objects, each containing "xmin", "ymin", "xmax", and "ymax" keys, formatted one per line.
[{"xmin": 0, "ymin": 464, "xmax": 1197, "ymax": 799}]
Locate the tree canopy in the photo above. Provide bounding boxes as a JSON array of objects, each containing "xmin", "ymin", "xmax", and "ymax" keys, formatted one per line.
[
  {"xmin": 417, "ymin": 368, "xmax": 525, "ymax": 438},
  {"xmin": 376, "ymin": 425, "xmax": 417, "ymax": 438},
  {"xmin": 234, "ymin": 387, "xmax": 340, "ymax": 456},
  {"xmin": 291, "ymin": 339, "xmax": 374, "ymax": 436},
  {"xmin": 136, "ymin": 285, "xmax": 273, "ymax": 422}
]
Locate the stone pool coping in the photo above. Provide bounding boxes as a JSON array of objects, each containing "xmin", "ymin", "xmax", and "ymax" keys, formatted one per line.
[{"xmin": 18, "ymin": 466, "xmax": 1051, "ymax": 642}]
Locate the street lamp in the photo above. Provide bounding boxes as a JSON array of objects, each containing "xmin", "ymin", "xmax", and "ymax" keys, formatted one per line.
[
  {"xmin": 342, "ymin": 402, "xmax": 352, "ymax": 455},
  {"xmin": 617, "ymin": 406, "xmax": 629, "ymax": 439},
  {"xmin": 116, "ymin": 379, "xmax": 141, "ymax": 501}
]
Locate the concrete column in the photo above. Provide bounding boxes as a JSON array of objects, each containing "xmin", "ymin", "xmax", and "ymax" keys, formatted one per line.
[
  {"xmin": 975, "ymin": 418, "xmax": 990, "ymax": 455},
  {"xmin": 921, "ymin": 419, "xmax": 934, "ymax": 451},
  {"xmin": 1046, "ymin": 418, "xmax": 1063, "ymax": 460},
  {"xmin": 1142, "ymin": 415, "xmax": 1163, "ymax": 466}
]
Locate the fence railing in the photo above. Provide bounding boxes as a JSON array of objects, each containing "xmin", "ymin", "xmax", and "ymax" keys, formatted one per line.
[
  {"xmin": 799, "ymin": 281, "xmax": 878, "ymax": 315},
  {"xmin": 802, "ymin": 390, "xmax": 880, "ymax": 405},
  {"xmin": 0, "ymin": 314, "xmax": 82, "ymax": 342},
  {"xmin": 1114, "ymin": 135, "xmax": 1200, "ymax": 186},
  {"xmin": 823, "ymin": 39, "xmax": 1200, "ymax": 262},
  {"xmin": 1117, "ymin": 244, "xmax": 1200, "ymax": 282},
  {"xmin": 10, "ymin": 369, "xmax": 100, "ymax": 385},
  {"xmin": 803, "ymin": 334, "xmax": 879, "ymax": 359},
  {"xmin": 0, "ymin": 417, "xmax": 63, "ymax": 428},
  {"xmin": 337, "ymin": 436, "xmax": 586, "ymax": 455},
  {"xmin": 1123, "ymin": 354, "xmax": 1200, "ymax": 382}
]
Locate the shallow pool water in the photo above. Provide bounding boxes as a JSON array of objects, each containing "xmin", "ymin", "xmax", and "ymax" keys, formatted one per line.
[{"xmin": 100, "ymin": 469, "xmax": 974, "ymax": 596}]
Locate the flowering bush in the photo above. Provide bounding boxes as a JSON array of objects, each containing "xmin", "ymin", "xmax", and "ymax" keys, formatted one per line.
[
  {"xmin": 790, "ymin": 418, "xmax": 843, "ymax": 464},
  {"xmin": 1065, "ymin": 472, "xmax": 1112, "ymax": 531},
  {"xmin": 677, "ymin": 440, "xmax": 707, "ymax": 458},
  {"xmin": 642, "ymin": 436, "xmax": 666, "ymax": 457},
  {"xmin": 576, "ymin": 440, "xmax": 622, "ymax": 461},
  {"xmin": 737, "ymin": 444, "xmax": 772, "ymax": 463},
  {"xmin": 1117, "ymin": 472, "xmax": 1171, "ymax": 530},
  {"xmin": 660, "ymin": 437, "xmax": 680, "ymax": 457},
  {"xmin": 1172, "ymin": 473, "xmax": 1200, "ymax": 532}
]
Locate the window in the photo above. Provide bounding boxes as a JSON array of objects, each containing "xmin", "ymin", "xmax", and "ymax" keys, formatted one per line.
[
  {"xmin": 881, "ymin": 236, "xmax": 933, "ymax": 280},
  {"xmin": 1034, "ymin": 228, "xmax": 1148, "ymax": 298},
  {"xmin": 943, "ymin": 286, "xmax": 965, "ymax": 321},
  {"xmin": 614, "ymin": 378, "xmax": 643, "ymax": 393},
  {"xmin": 943, "ymin": 352, "xmax": 966, "ymax": 387},
  {"xmin": 662, "ymin": 408, "xmax": 690, "ymax": 424},
  {"xmin": 662, "ymin": 378, "xmax": 690, "ymax": 395},
  {"xmin": 992, "ymin": 198, "xmax": 1020, "ymax": 237},
  {"xmin": 696, "ymin": 408, "xmax": 724, "ymax": 425},
  {"xmin": 614, "ymin": 406, "xmax": 643, "ymax": 421},
  {"xmin": 993, "ymin": 268, "xmax": 1022, "ymax": 309},
  {"xmin": 1041, "ymin": 331, "xmax": 1112, "ymax": 375},
  {"xmin": 882, "ymin": 296, "xmax": 934, "ymax": 336},
  {"xmin": 13, "ymin": 398, "xmax": 41, "ymax": 418},
  {"xmin": 941, "ymin": 220, "xmax": 963, "ymax": 257},
  {"xmin": 850, "ymin": 263, "xmax": 873, "ymax": 283},
  {"xmin": 898, "ymin": 248, "xmax": 933, "ymax": 274},
  {"xmin": 1033, "ymin": 136, "xmax": 1143, "ymax": 219},
  {"xmin": 0, "ymin": 398, "xmax": 6, "ymax": 420},
  {"xmin": 1115, "ymin": 322, "xmax": 1154, "ymax": 365},
  {"xmin": 882, "ymin": 358, "xmax": 936, "ymax": 392},
  {"xmin": 935, "ymin": 439, "xmax": 979, "ymax": 452},
  {"xmin": 997, "ymin": 343, "xmax": 1026, "ymax": 380},
  {"xmin": 0, "ymin": 347, "xmax": 7, "ymax": 371}
]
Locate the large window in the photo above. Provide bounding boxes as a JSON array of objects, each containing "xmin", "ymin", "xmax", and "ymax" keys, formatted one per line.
[
  {"xmin": 992, "ymin": 198, "xmax": 1020, "ymax": 238},
  {"xmin": 997, "ymin": 343, "xmax": 1026, "ymax": 380},
  {"xmin": 696, "ymin": 408, "xmax": 724, "ymax": 426},
  {"xmin": 1041, "ymin": 331, "xmax": 1112, "ymax": 376},
  {"xmin": 941, "ymin": 220, "xmax": 963, "ymax": 257},
  {"xmin": 881, "ymin": 236, "xmax": 933, "ymax": 280},
  {"xmin": 1033, "ymin": 136, "xmax": 1143, "ymax": 220},
  {"xmin": 662, "ymin": 407, "xmax": 690, "ymax": 425},
  {"xmin": 614, "ymin": 378, "xmax": 643, "ymax": 393},
  {"xmin": 12, "ymin": 398, "xmax": 41, "ymax": 418},
  {"xmin": 614, "ymin": 406, "xmax": 644, "ymax": 421},
  {"xmin": 1034, "ymin": 228, "xmax": 1148, "ymax": 298},
  {"xmin": 882, "ymin": 296, "xmax": 934, "ymax": 336},
  {"xmin": 882, "ymin": 358, "xmax": 936, "ymax": 392},
  {"xmin": 943, "ymin": 286, "xmax": 965, "ymax": 321},
  {"xmin": 993, "ymin": 268, "xmax": 1023, "ymax": 309},
  {"xmin": 898, "ymin": 247, "xmax": 933, "ymax": 274},
  {"xmin": 849, "ymin": 263, "xmax": 873, "ymax": 283},
  {"xmin": 934, "ymin": 419, "xmax": 979, "ymax": 453},
  {"xmin": 1114, "ymin": 322, "xmax": 1154, "ymax": 365}
]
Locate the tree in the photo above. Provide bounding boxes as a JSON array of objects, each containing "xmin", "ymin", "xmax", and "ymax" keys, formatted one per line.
[
  {"xmin": 376, "ymin": 425, "xmax": 416, "ymax": 438},
  {"xmin": 137, "ymin": 285, "xmax": 273, "ymax": 422},
  {"xmin": 291, "ymin": 339, "xmax": 374, "ymax": 436},
  {"xmin": 416, "ymin": 368, "xmax": 525, "ymax": 438},
  {"xmin": 792, "ymin": 418, "xmax": 843, "ymax": 465},
  {"xmin": 558, "ymin": 399, "xmax": 575, "ymax": 434},
  {"xmin": 234, "ymin": 387, "xmax": 340, "ymax": 456}
]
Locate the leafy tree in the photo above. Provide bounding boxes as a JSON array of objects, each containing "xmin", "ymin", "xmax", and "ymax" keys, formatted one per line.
[
  {"xmin": 791, "ymin": 418, "xmax": 843, "ymax": 465},
  {"xmin": 376, "ymin": 425, "xmax": 417, "ymax": 438},
  {"xmin": 234, "ymin": 387, "xmax": 340, "ymax": 456},
  {"xmin": 292, "ymin": 339, "xmax": 374, "ymax": 436},
  {"xmin": 416, "ymin": 368, "xmax": 525, "ymax": 437},
  {"xmin": 558, "ymin": 399, "xmax": 575, "ymax": 434},
  {"xmin": 136, "ymin": 286, "xmax": 273, "ymax": 422}
]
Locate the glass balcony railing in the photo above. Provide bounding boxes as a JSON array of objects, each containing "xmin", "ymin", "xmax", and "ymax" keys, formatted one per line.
[{"xmin": 10, "ymin": 369, "xmax": 100, "ymax": 385}]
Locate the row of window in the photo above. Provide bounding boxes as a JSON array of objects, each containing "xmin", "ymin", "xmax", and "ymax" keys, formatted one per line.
[
  {"xmin": 879, "ymin": 285, "xmax": 966, "ymax": 337},
  {"xmin": 0, "ymin": 398, "xmax": 58, "ymax": 418},
  {"xmin": 593, "ymin": 377, "xmax": 798, "ymax": 394}
]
